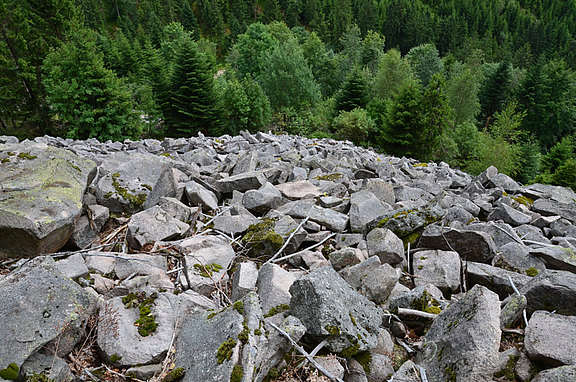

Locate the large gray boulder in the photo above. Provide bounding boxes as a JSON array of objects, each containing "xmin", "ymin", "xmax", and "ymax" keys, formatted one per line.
[
  {"xmin": 529, "ymin": 246, "xmax": 576, "ymax": 273},
  {"xmin": 174, "ymin": 307, "xmax": 244, "ymax": 382},
  {"xmin": 185, "ymin": 180, "xmax": 219, "ymax": 211},
  {"xmin": 216, "ymin": 170, "xmax": 267, "ymax": 193},
  {"xmin": 531, "ymin": 365, "xmax": 576, "ymax": 382},
  {"xmin": 349, "ymin": 190, "xmax": 392, "ymax": 233},
  {"xmin": 420, "ymin": 224, "xmax": 497, "ymax": 263},
  {"xmin": 0, "ymin": 143, "xmax": 96, "ymax": 258},
  {"xmin": 366, "ymin": 227, "xmax": 405, "ymax": 266},
  {"xmin": 242, "ymin": 182, "xmax": 283, "ymax": 214},
  {"xmin": 519, "ymin": 270, "xmax": 576, "ymax": 315},
  {"xmin": 417, "ymin": 285, "xmax": 501, "ymax": 382},
  {"xmin": 532, "ymin": 198, "xmax": 576, "ymax": 223},
  {"xmin": 487, "ymin": 203, "xmax": 532, "ymax": 226},
  {"xmin": 0, "ymin": 257, "xmax": 96, "ymax": 375},
  {"xmin": 284, "ymin": 200, "xmax": 349, "ymax": 232},
  {"xmin": 339, "ymin": 256, "xmax": 399, "ymax": 304},
  {"xmin": 95, "ymin": 152, "xmax": 176, "ymax": 213},
  {"xmin": 466, "ymin": 261, "xmax": 532, "ymax": 299},
  {"xmin": 289, "ymin": 266, "xmax": 384, "ymax": 354},
  {"xmin": 525, "ymin": 311, "xmax": 576, "ymax": 366},
  {"xmin": 413, "ymin": 250, "xmax": 461, "ymax": 294}
]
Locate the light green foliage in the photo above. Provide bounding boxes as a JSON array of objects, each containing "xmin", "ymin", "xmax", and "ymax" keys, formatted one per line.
[
  {"xmin": 361, "ymin": 30, "xmax": 386, "ymax": 73},
  {"xmin": 258, "ymin": 36, "xmax": 321, "ymax": 111},
  {"xmin": 373, "ymin": 49, "xmax": 416, "ymax": 100},
  {"xmin": 445, "ymin": 59, "xmax": 482, "ymax": 125},
  {"xmin": 228, "ymin": 23, "xmax": 278, "ymax": 78},
  {"xmin": 332, "ymin": 108, "xmax": 375, "ymax": 146},
  {"xmin": 406, "ymin": 43, "xmax": 444, "ymax": 88},
  {"xmin": 43, "ymin": 29, "xmax": 142, "ymax": 141}
]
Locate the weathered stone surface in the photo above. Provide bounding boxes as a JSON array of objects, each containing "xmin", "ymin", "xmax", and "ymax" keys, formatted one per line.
[
  {"xmin": 362, "ymin": 179, "xmax": 395, "ymax": 205},
  {"xmin": 290, "ymin": 266, "xmax": 384, "ymax": 353},
  {"xmin": 256, "ymin": 263, "xmax": 297, "ymax": 315},
  {"xmin": 523, "ymin": 183, "xmax": 576, "ymax": 204},
  {"xmin": 284, "ymin": 200, "xmax": 349, "ymax": 232},
  {"xmin": 54, "ymin": 253, "xmax": 90, "ymax": 279},
  {"xmin": 216, "ymin": 170, "xmax": 266, "ymax": 193},
  {"xmin": 158, "ymin": 196, "xmax": 193, "ymax": 222},
  {"xmin": 95, "ymin": 152, "xmax": 176, "ymax": 213},
  {"xmin": 329, "ymin": 247, "xmax": 363, "ymax": 271},
  {"xmin": 420, "ymin": 224, "xmax": 497, "ymax": 263},
  {"xmin": 417, "ymin": 285, "xmax": 501, "ymax": 382},
  {"xmin": 127, "ymin": 206, "xmax": 190, "ymax": 249},
  {"xmin": 531, "ymin": 365, "xmax": 576, "ymax": 382},
  {"xmin": 495, "ymin": 242, "xmax": 547, "ymax": 274},
  {"xmin": 466, "ymin": 261, "xmax": 532, "ymax": 299},
  {"xmin": 69, "ymin": 204, "xmax": 109, "ymax": 249},
  {"xmin": 387, "ymin": 284, "xmax": 444, "ymax": 312},
  {"xmin": 487, "ymin": 203, "xmax": 532, "ymax": 226},
  {"xmin": 213, "ymin": 214, "xmax": 259, "ymax": 236},
  {"xmin": 185, "ymin": 180, "xmax": 219, "ymax": 211},
  {"xmin": 525, "ymin": 311, "xmax": 576, "ymax": 366},
  {"xmin": 339, "ymin": 256, "xmax": 399, "ymax": 304},
  {"xmin": 274, "ymin": 180, "xmax": 322, "ymax": 200},
  {"xmin": 0, "ymin": 257, "xmax": 96, "ymax": 373},
  {"xmin": 366, "ymin": 228, "xmax": 405, "ymax": 266},
  {"xmin": 368, "ymin": 206, "xmax": 445, "ymax": 238},
  {"xmin": 349, "ymin": 190, "xmax": 392, "ymax": 233},
  {"xmin": 242, "ymin": 182, "xmax": 283, "ymax": 214},
  {"xmin": 550, "ymin": 218, "xmax": 576, "ymax": 237},
  {"xmin": 231, "ymin": 261, "xmax": 258, "ymax": 302},
  {"xmin": 389, "ymin": 360, "xmax": 423, "ymax": 382},
  {"xmin": 519, "ymin": 270, "xmax": 576, "ymax": 315},
  {"xmin": 98, "ymin": 292, "xmax": 193, "ymax": 367},
  {"xmin": 0, "ymin": 143, "xmax": 96, "ymax": 258},
  {"xmin": 413, "ymin": 250, "xmax": 461, "ymax": 293},
  {"xmin": 20, "ymin": 352, "xmax": 74, "ymax": 382},
  {"xmin": 500, "ymin": 294, "xmax": 527, "ymax": 329},
  {"xmin": 529, "ymin": 246, "xmax": 576, "ymax": 273},
  {"xmin": 178, "ymin": 235, "xmax": 236, "ymax": 296},
  {"xmin": 174, "ymin": 307, "xmax": 244, "ymax": 382},
  {"xmin": 532, "ymin": 198, "xmax": 576, "ymax": 223}
]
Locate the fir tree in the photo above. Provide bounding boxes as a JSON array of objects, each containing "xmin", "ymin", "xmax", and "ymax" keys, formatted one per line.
[
  {"xmin": 335, "ymin": 67, "xmax": 369, "ymax": 113},
  {"xmin": 164, "ymin": 38, "xmax": 222, "ymax": 137}
]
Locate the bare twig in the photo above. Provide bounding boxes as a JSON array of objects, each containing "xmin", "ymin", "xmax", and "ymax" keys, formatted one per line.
[
  {"xmin": 101, "ymin": 224, "xmax": 128, "ymax": 245},
  {"xmin": 272, "ymin": 233, "xmax": 336, "ymax": 263},
  {"xmin": 265, "ymin": 216, "xmax": 309, "ymax": 265},
  {"xmin": 397, "ymin": 308, "xmax": 438, "ymax": 320},
  {"xmin": 418, "ymin": 365, "xmax": 429, "ymax": 382},
  {"xmin": 267, "ymin": 322, "xmax": 345, "ymax": 382},
  {"xmin": 502, "ymin": 328, "xmax": 524, "ymax": 335},
  {"xmin": 49, "ymin": 243, "xmax": 116, "ymax": 258},
  {"xmin": 397, "ymin": 339, "xmax": 415, "ymax": 354},
  {"xmin": 507, "ymin": 275, "xmax": 529, "ymax": 327},
  {"xmin": 82, "ymin": 252, "xmax": 148, "ymax": 261}
]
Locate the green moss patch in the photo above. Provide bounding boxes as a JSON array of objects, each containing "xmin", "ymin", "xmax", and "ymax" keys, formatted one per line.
[
  {"xmin": 122, "ymin": 292, "xmax": 159, "ymax": 336},
  {"xmin": 193, "ymin": 262, "xmax": 223, "ymax": 277},
  {"xmin": 242, "ymin": 218, "xmax": 284, "ymax": 258},
  {"xmin": 217, "ymin": 338, "xmax": 237, "ymax": 364},
  {"xmin": 162, "ymin": 367, "xmax": 185, "ymax": 382},
  {"xmin": 230, "ymin": 365, "xmax": 243, "ymax": 382},
  {"xmin": 314, "ymin": 173, "xmax": 344, "ymax": 181},
  {"xmin": 264, "ymin": 304, "xmax": 290, "ymax": 318},
  {"xmin": 109, "ymin": 172, "xmax": 147, "ymax": 210},
  {"xmin": 0, "ymin": 363, "xmax": 19, "ymax": 380},
  {"xmin": 17, "ymin": 152, "xmax": 37, "ymax": 160},
  {"xmin": 525, "ymin": 267, "xmax": 539, "ymax": 277}
]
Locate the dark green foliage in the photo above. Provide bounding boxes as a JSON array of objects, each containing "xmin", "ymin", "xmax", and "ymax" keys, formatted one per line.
[
  {"xmin": 43, "ymin": 29, "xmax": 142, "ymax": 141},
  {"xmin": 164, "ymin": 38, "xmax": 222, "ymax": 137},
  {"xmin": 478, "ymin": 60, "xmax": 513, "ymax": 128},
  {"xmin": 405, "ymin": 44, "xmax": 444, "ymax": 88},
  {"xmin": 335, "ymin": 68, "xmax": 369, "ymax": 113}
]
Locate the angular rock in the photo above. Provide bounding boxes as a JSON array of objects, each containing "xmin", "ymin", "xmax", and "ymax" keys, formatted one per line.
[
  {"xmin": 231, "ymin": 261, "xmax": 258, "ymax": 302},
  {"xmin": 213, "ymin": 214, "xmax": 259, "ymax": 236},
  {"xmin": 529, "ymin": 245, "xmax": 576, "ymax": 273},
  {"xmin": 20, "ymin": 352, "xmax": 74, "ymax": 382},
  {"xmin": 69, "ymin": 204, "xmax": 109, "ymax": 249},
  {"xmin": 389, "ymin": 360, "xmax": 423, "ymax": 382},
  {"xmin": 532, "ymin": 198, "xmax": 576, "ymax": 223},
  {"xmin": 495, "ymin": 242, "xmax": 547, "ymax": 275},
  {"xmin": 488, "ymin": 173, "xmax": 521, "ymax": 192},
  {"xmin": 216, "ymin": 170, "xmax": 266, "ymax": 193},
  {"xmin": 256, "ymin": 263, "xmax": 297, "ymax": 315},
  {"xmin": 522, "ymin": 183, "xmax": 576, "ymax": 204},
  {"xmin": 0, "ymin": 257, "xmax": 96, "ymax": 373},
  {"xmin": 54, "ymin": 253, "xmax": 89, "ymax": 279},
  {"xmin": 420, "ymin": 224, "xmax": 497, "ymax": 263},
  {"xmin": 185, "ymin": 180, "xmax": 219, "ymax": 211},
  {"xmin": 95, "ymin": 152, "xmax": 176, "ymax": 213},
  {"xmin": 500, "ymin": 294, "xmax": 527, "ymax": 329},
  {"xmin": 127, "ymin": 206, "xmax": 190, "ymax": 249},
  {"xmin": 466, "ymin": 261, "xmax": 531, "ymax": 299},
  {"xmin": 531, "ymin": 365, "xmax": 576, "ymax": 382},
  {"xmin": 387, "ymin": 284, "xmax": 444, "ymax": 312},
  {"xmin": 519, "ymin": 270, "xmax": 576, "ymax": 315},
  {"xmin": 158, "ymin": 196, "xmax": 193, "ymax": 222},
  {"xmin": 242, "ymin": 182, "xmax": 283, "ymax": 214},
  {"xmin": 366, "ymin": 228, "xmax": 405, "ymax": 266},
  {"xmin": 174, "ymin": 307, "xmax": 244, "ymax": 382},
  {"xmin": 417, "ymin": 285, "xmax": 501, "ymax": 382},
  {"xmin": 97, "ymin": 292, "xmax": 192, "ymax": 367},
  {"xmin": 487, "ymin": 203, "xmax": 532, "ymax": 226},
  {"xmin": 339, "ymin": 256, "xmax": 399, "ymax": 304},
  {"xmin": 290, "ymin": 266, "xmax": 384, "ymax": 353},
  {"xmin": 368, "ymin": 206, "xmax": 445, "ymax": 238},
  {"xmin": 1, "ymin": 143, "xmax": 96, "ymax": 258},
  {"xmin": 413, "ymin": 250, "xmax": 461, "ymax": 294},
  {"xmin": 329, "ymin": 247, "xmax": 363, "ymax": 271},
  {"xmin": 349, "ymin": 190, "xmax": 392, "ymax": 233},
  {"xmin": 550, "ymin": 218, "xmax": 576, "ymax": 237},
  {"xmin": 525, "ymin": 311, "xmax": 576, "ymax": 366},
  {"xmin": 274, "ymin": 180, "xmax": 322, "ymax": 200},
  {"xmin": 362, "ymin": 179, "xmax": 395, "ymax": 205},
  {"xmin": 284, "ymin": 200, "xmax": 349, "ymax": 232}
]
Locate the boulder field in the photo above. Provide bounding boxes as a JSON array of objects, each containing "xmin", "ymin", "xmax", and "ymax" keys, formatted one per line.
[{"xmin": 1, "ymin": 132, "xmax": 575, "ymax": 382}]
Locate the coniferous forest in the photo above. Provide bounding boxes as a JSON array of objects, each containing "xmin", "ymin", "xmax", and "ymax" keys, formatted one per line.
[{"xmin": 1, "ymin": 0, "xmax": 576, "ymax": 188}]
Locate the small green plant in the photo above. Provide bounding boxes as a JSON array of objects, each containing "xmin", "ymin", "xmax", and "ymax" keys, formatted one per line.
[
  {"xmin": 122, "ymin": 292, "xmax": 159, "ymax": 336},
  {"xmin": 0, "ymin": 363, "xmax": 19, "ymax": 380},
  {"xmin": 193, "ymin": 262, "xmax": 223, "ymax": 277},
  {"xmin": 525, "ymin": 267, "xmax": 539, "ymax": 277},
  {"xmin": 216, "ymin": 338, "xmax": 237, "ymax": 364}
]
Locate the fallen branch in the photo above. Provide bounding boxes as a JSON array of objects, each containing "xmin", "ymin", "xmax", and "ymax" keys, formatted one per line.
[
  {"xmin": 265, "ymin": 216, "xmax": 309, "ymax": 265},
  {"xmin": 507, "ymin": 275, "xmax": 528, "ymax": 327},
  {"xmin": 272, "ymin": 232, "xmax": 336, "ymax": 263},
  {"xmin": 397, "ymin": 308, "xmax": 439, "ymax": 320},
  {"xmin": 49, "ymin": 243, "xmax": 117, "ymax": 258},
  {"xmin": 418, "ymin": 365, "xmax": 429, "ymax": 382},
  {"xmin": 82, "ymin": 252, "xmax": 148, "ymax": 262},
  {"xmin": 502, "ymin": 328, "xmax": 524, "ymax": 335},
  {"xmin": 267, "ymin": 322, "xmax": 344, "ymax": 382}
]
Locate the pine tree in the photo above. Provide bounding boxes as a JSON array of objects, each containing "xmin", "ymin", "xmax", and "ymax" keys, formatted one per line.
[{"xmin": 164, "ymin": 38, "xmax": 222, "ymax": 137}]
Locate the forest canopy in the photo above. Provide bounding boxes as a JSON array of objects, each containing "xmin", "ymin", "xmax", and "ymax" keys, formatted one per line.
[{"xmin": 1, "ymin": 0, "xmax": 576, "ymax": 188}]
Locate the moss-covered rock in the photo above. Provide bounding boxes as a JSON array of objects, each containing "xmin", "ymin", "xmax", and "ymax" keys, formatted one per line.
[{"xmin": 242, "ymin": 218, "xmax": 284, "ymax": 258}]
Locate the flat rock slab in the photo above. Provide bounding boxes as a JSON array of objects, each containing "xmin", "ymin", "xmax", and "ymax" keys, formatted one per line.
[
  {"xmin": 216, "ymin": 170, "xmax": 266, "ymax": 193},
  {"xmin": 529, "ymin": 246, "xmax": 576, "ymax": 274},
  {"xmin": 466, "ymin": 261, "xmax": 531, "ymax": 299},
  {"xmin": 420, "ymin": 224, "xmax": 497, "ymax": 263},
  {"xmin": 525, "ymin": 311, "xmax": 576, "ymax": 366},
  {"xmin": 0, "ymin": 143, "xmax": 96, "ymax": 257},
  {"xmin": 417, "ymin": 285, "xmax": 501, "ymax": 382},
  {"xmin": 274, "ymin": 180, "xmax": 322, "ymax": 200},
  {"xmin": 0, "ymin": 257, "xmax": 96, "ymax": 373},
  {"xmin": 284, "ymin": 200, "xmax": 349, "ymax": 232},
  {"xmin": 127, "ymin": 206, "xmax": 190, "ymax": 249},
  {"xmin": 175, "ymin": 308, "xmax": 244, "ymax": 382},
  {"xmin": 413, "ymin": 250, "xmax": 461, "ymax": 293},
  {"xmin": 289, "ymin": 266, "xmax": 383, "ymax": 353},
  {"xmin": 349, "ymin": 190, "xmax": 391, "ymax": 233}
]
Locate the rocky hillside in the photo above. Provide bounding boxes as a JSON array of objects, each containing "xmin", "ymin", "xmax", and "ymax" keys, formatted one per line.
[{"xmin": 1, "ymin": 132, "xmax": 575, "ymax": 382}]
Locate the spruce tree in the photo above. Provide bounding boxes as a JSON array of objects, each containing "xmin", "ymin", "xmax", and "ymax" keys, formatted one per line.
[
  {"xmin": 335, "ymin": 67, "xmax": 369, "ymax": 113},
  {"xmin": 477, "ymin": 60, "xmax": 512, "ymax": 128},
  {"xmin": 164, "ymin": 38, "xmax": 222, "ymax": 137}
]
